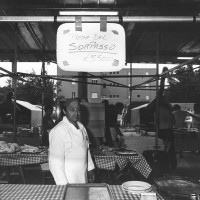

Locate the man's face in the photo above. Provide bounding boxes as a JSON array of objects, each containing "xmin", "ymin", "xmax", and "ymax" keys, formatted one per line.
[{"xmin": 65, "ymin": 101, "xmax": 80, "ymax": 124}]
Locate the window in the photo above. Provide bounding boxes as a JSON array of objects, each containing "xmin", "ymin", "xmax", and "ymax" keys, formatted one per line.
[
  {"xmin": 92, "ymin": 79, "xmax": 98, "ymax": 84},
  {"xmin": 101, "ymin": 95, "xmax": 108, "ymax": 99},
  {"xmin": 91, "ymin": 93, "xmax": 98, "ymax": 98},
  {"xmin": 72, "ymin": 79, "xmax": 76, "ymax": 84},
  {"xmin": 146, "ymin": 96, "xmax": 150, "ymax": 100},
  {"xmin": 137, "ymin": 95, "xmax": 140, "ymax": 98},
  {"xmin": 109, "ymin": 71, "xmax": 119, "ymax": 74}
]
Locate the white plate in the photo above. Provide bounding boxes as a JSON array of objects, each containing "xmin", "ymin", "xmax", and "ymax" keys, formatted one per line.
[
  {"xmin": 122, "ymin": 187, "xmax": 152, "ymax": 194},
  {"xmin": 116, "ymin": 151, "xmax": 138, "ymax": 155},
  {"xmin": 122, "ymin": 181, "xmax": 151, "ymax": 192}
]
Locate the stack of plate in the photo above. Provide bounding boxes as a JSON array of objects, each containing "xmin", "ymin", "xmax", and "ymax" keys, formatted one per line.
[{"xmin": 122, "ymin": 181, "xmax": 152, "ymax": 194}]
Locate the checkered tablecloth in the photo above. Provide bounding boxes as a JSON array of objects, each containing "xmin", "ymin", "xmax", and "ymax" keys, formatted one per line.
[
  {"xmin": 0, "ymin": 152, "xmax": 48, "ymax": 166},
  {"xmin": 92, "ymin": 150, "xmax": 152, "ymax": 178},
  {"xmin": 0, "ymin": 184, "xmax": 165, "ymax": 200},
  {"xmin": 109, "ymin": 185, "xmax": 164, "ymax": 200},
  {"xmin": 0, "ymin": 184, "xmax": 66, "ymax": 200}
]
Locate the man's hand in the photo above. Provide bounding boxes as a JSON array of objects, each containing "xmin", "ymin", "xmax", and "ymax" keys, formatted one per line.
[{"xmin": 88, "ymin": 170, "xmax": 95, "ymax": 183}]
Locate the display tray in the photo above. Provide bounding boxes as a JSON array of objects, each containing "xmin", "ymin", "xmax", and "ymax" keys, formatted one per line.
[
  {"xmin": 114, "ymin": 148, "xmax": 138, "ymax": 156},
  {"xmin": 63, "ymin": 183, "xmax": 115, "ymax": 200},
  {"xmin": 0, "ymin": 150, "xmax": 19, "ymax": 154},
  {"xmin": 20, "ymin": 150, "xmax": 43, "ymax": 154},
  {"xmin": 116, "ymin": 151, "xmax": 138, "ymax": 156},
  {"xmin": 0, "ymin": 148, "xmax": 21, "ymax": 154},
  {"xmin": 154, "ymin": 176, "xmax": 200, "ymax": 199}
]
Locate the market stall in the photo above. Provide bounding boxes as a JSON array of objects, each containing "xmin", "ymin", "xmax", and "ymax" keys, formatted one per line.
[{"xmin": 1, "ymin": 3, "xmax": 200, "ymax": 200}]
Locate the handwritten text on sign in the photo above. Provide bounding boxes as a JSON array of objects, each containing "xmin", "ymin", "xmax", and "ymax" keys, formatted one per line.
[{"xmin": 57, "ymin": 23, "xmax": 125, "ymax": 72}]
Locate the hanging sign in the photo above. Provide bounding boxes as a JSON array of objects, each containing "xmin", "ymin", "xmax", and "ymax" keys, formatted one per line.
[{"xmin": 57, "ymin": 23, "xmax": 125, "ymax": 72}]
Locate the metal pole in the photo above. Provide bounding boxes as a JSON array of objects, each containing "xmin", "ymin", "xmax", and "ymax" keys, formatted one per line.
[
  {"xmin": 12, "ymin": 23, "xmax": 18, "ymax": 142},
  {"xmin": 0, "ymin": 16, "xmax": 200, "ymax": 23},
  {"xmin": 41, "ymin": 61, "xmax": 45, "ymax": 146},
  {"xmin": 129, "ymin": 63, "xmax": 132, "ymax": 104},
  {"xmin": 155, "ymin": 31, "xmax": 159, "ymax": 150}
]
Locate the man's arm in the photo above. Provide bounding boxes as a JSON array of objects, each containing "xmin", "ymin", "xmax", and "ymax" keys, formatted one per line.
[
  {"xmin": 49, "ymin": 125, "xmax": 70, "ymax": 185},
  {"xmin": 87, "ymin": 149, "xmax": 95, "ymax": 183}
]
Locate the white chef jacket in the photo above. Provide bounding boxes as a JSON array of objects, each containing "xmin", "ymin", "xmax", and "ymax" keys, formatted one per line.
[{"xmin": 49, "ymin": 116, "xmax": 95, "ymax": 185}]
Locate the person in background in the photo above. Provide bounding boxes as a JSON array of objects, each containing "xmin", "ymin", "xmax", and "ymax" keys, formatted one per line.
[
  {"xmin": 0, "ymin": 91, "xmax": 14, "ymax": 124},
  {"xmin": 49, "ymin": 98, "xmax": 95, "ymax": 185},
  {"xmin": 172, "ymin": 104, "xmax": 190, "ymax": 129},
  {"xmin": 156, "ymin": 96, "xmax": 177, "ymax": 170},
  {"xmin": 42, "ymin": 104, "xmax": 55, "ymax": 146},
  {"xmin": 146, "ymin": 95, "xmax": 177, "ymax": 170},
  {"xmin": 102, "ymin": 100, "xmax": 113, "ymax": 146},
  {"xmin": 173, "ymin": 104, "xmax": 200, "ymax": 129}
]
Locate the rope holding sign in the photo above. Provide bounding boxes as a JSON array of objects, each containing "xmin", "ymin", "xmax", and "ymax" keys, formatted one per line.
[
  {"xmin": 100, "ymin": 16, "xmax": 107, "ymax": 32},
  {"xmin": 75, "ymin": 16, "xmax": 82, "ymax": 31}
]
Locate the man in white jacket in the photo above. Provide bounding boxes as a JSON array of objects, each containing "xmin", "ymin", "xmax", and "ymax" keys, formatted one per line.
[{"xmin": 49, "ymin": 98, "xmax": 95, "ymax": 185}]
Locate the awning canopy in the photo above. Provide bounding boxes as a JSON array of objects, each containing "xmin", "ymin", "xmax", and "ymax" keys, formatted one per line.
[
  {"xmin": 0, "ymin": 0, "xmax": 200, "ymax": 64},
  {"xmin": 16, "ymin": 100, "xmax": 41, "ymax": 111}
]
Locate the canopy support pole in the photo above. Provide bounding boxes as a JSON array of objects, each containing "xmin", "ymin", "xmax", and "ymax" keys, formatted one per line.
[
  {"xmin": 0, "ymin": 16, "xmax": 200, "ymax": 23},
  {"xmin": 12, "ymin": 23, "xmax": 18, "ymax": 143},
  {"xmin": 155, "ymin": 30, "xmax": 160, "ymax": 150},
  {"xmin": 129, "ymin": 62, "xmax": 133, "ymax": 104},
  {"xmin": 41, "ymin": 61, "xmax": 46, "ymax": 146}
]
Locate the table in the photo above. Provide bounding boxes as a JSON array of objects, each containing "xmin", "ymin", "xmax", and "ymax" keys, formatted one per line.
[
  {"xmin": 91, "ymin": 148, "xmax": 152, "ymax": 181},
  {"xmin": 174, "ymin": 129, "xmax": 200, "ymax": 153},
  {"xmin": 121, "ymin": 134, "xmax": 166, "ymax": 154},
  {"xmin": 0, "ymin": 152, "xmax": 48, "ymax": 166},
  {"xmin": 0, "ymin": 184, "xmax": 164, "ymax": 200},
  {"xmin": 0, "ymin": 148, "xmax": 151, "ymax": 185},
  {"xmin": 0, "ymin": 151, "xmax": 48, "ymax": 184}
]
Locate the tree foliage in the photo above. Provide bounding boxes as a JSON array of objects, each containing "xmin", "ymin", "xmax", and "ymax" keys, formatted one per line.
[
  {"xmin": 165, "ymin": 65, "xmax": 200, "ymax": 104},
  {"xmin": 2, "ymin": 70, "xmax": 63, "ymax": 106}
]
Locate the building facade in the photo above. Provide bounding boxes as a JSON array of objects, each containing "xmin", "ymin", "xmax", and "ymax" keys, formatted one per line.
[{"xmin": 57, "ymin": 67, "xmax": 156, "ymax": 105}]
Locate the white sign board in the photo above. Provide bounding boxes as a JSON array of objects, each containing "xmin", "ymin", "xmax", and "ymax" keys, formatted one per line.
[{"xmin": 57, "ymin": 23, "xmax": 125, "ymax": 72}]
